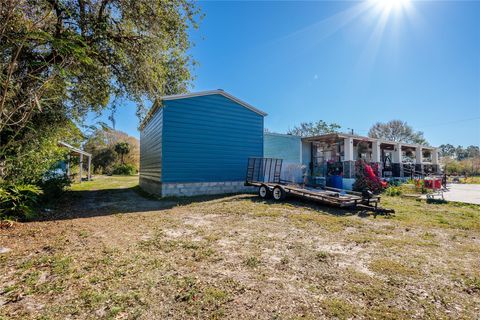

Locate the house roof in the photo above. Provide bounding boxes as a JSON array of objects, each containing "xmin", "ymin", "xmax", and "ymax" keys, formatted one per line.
[{"xmin": 140, "ymin": 90, "xmax": 267, "ymax": 129}]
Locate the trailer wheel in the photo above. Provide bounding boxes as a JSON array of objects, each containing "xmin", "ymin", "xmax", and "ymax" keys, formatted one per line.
[
  {"xmin": 258, "ymin": 185, "xmax": 271, "ymax": 199},
  {"xmin": 272, "ymin": 186, "xmax": 286, "ymax": 201}
]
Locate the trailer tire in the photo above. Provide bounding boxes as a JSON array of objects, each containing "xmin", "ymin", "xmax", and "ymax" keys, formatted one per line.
[
  {"xmin": 272, "ymin": 186, "xmax": 286, "ymax": 201},
  {"xmin": 258, "ymin": 185, "xmax": 271, "ymax": 199}
]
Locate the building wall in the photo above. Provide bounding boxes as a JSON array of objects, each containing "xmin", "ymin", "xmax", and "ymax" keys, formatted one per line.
[
  {"xmin": 302, "ymin": 141, "xmax": 312, "ymax": 167},
  {"xmin": 264, "ymin": 133, "xmax": 305, "ymax": 183},
  {"xmin": 161, "ymin": 94, "xmax": 264, "ymax": 183},
  {"xmin": 139, "ymin": 107, "xmax": 163, "ymax": 193},
  {"xmin": 264, "ymin": 133, "xmax": 302, "ymax": 163}
]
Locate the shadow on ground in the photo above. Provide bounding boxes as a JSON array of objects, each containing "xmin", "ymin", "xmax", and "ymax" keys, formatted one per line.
[{"xmin": 37, "ymin": 185, "xmax": 374, "ymax": 222}]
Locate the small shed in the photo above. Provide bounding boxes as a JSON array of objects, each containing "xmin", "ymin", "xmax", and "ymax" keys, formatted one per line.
[{"xmin": 139, "ymin": 90, "xmax": 266, "ymax": 197}]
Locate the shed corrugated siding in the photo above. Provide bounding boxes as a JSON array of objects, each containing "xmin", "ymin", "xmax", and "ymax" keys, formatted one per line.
[
  {"xmin": 162, "ymin": 94, "xmax": 264, "ymax": 182},
  {"xmin": 264, "ymin": 133, "xmax": 302, "ymax": 163},
  {"xmin": 140, "ymin": 108, "xmax": 163, "ymax": 182}
]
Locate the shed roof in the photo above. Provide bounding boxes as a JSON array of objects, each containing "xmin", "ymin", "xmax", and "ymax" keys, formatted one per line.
[{"xmin": 140, "ymin": 90, "xmax": 267, "ymax": 130}]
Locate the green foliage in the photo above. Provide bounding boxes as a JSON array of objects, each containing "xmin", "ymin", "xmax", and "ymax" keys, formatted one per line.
[
  {"xmin": 438, "ymin": 144, "xmax": 456, "ymax": 158},
  {"xmin": 287, "ymin": 120, "xmax": 341, "ymax": 137},
  {"xmin": 38, "ymin": 175, "xmax": 71, "ymax": 203},
  {"xmin": 112, "ymin": 164, "xmax": 136, "ymax": 176},
  {"xmin": 368, "ymin": 120, "xmax": 428, "ymax": 145},
  {"xmin": 441, "ymin": 145, "xmax": 480, "ymax": 177},
  {"xmin": 0, "ymin": 184, "xmax": 43, "ymax": 221},
  {"xmin": 1, "ymin": 113, "xmax": 82, "ymax": 185},
  {"xmin": 84, "ymin": 127, "xmax": 139, "ymax": 174},
  {"xmin": 413, "ymin": 179, "xmax": 428, "ymax": 194},
  {"xmin": 1, "ymin": 0, "xmax": 200, "ymax": 134},
  {"xmin": 114, "ymin": 142, "xmax": 131, "ymax": 165},
  {"xmin": 93, "ymin": 148, "xmax": 118, "ymax": 174},
  {"xmin": 384, "ymin": 186, "xmax": 402, "ymax": 196},
  {"xmin": 1, "ymin": 0, "xmax": 199, "ymax": 187}
]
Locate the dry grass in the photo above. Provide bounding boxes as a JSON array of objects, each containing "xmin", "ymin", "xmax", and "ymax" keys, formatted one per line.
[
  {"xmin": 464, "ymin": 176, "xmax": 480, "ymax": 184},
  {"xmin": 1, "ymin": 175, "xmax": 479, "ymax": 319}
]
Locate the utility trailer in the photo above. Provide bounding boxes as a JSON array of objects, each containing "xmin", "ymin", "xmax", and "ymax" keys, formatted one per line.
[{"xmin": 245, "ymin": 157, "xmax": 391, "ymax": 213}]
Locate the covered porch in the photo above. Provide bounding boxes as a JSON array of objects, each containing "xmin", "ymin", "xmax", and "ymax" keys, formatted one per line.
[{"xmin": 302, "ymin": 133, "xmax": 440, "ymax": 182}]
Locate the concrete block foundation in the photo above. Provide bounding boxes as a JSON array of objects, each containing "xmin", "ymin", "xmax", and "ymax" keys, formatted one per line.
[
  {"xmin": 162, "ymin": 181, "xmax": 256, "ymax": 197},
  {"xmin": 140, "ymin": 178, "xmax": 256, "ymax": 197}
]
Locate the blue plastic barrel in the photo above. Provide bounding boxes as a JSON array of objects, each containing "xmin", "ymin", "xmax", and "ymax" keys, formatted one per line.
[{"xmin": 331, "ymin": 175, "xmax": 343, "ymax": 189}]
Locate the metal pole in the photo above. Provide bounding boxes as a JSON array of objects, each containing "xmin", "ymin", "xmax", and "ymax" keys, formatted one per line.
[
  {"xmin": 79, "ymin": 153, "xmax": 83, "ymax": 183},
  {"xmin": 66, "ymin": 154, "xmax": 70, "ymax": 177},
  {"xmin": 87, "ymin": 155, "xmax": 91, "ymax": 180}
]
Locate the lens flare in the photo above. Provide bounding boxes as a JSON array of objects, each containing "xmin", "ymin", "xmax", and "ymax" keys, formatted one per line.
[{"xmin": 369, "ymin": 0, "xmax": 412, "ymax": 13}]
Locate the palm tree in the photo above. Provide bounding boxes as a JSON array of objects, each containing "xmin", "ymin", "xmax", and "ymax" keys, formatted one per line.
[{"xmin": 114, "ymin": 142, "xmax": 130, "ymax": 165}]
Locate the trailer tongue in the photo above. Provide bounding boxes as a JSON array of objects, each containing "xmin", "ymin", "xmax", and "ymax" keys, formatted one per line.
[{"xmin": 245, "ymin": 157, "xmax": 394, "ymax": 215}]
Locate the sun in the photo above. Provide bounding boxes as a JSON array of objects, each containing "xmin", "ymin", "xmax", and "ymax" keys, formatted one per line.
[{"xmin": 369, "ymin": 0, "xmax": 412, "ymax": 13}]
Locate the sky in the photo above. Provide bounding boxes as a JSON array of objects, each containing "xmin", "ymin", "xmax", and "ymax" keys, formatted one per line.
[{"xmin": 87, "ymin": 0, "xmax": 480, "ymax": 147}]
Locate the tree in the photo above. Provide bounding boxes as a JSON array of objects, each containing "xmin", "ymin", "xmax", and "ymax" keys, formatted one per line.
[
  {"xmin": 455, "ymin": 146, "xmax": 469, "ymax": 161},
  {"xmin": 439, "ymin": 144, "xmax": 456, "ymax": 157},
  {"xmin": 114, "ymin": 142, "xmax": 130, "ymax": 165},
  {"xmin": 1, "ymin": 113, "xmax": 82, "ymax": 184},
  {"xmin": 368, "ymin": 120, "xmax": 428, "ymax": 145},
  {"xmin": 84, "ymin": 126, "xmax": 139, "ymax": 173},
  {"xmin": 466, "ymin": 145, "xmax": 480, "ymax": 159},
  {"xmin": 93, "ymin": 148, "xmax": 117, "ymax": 173},
  {"xmin": 287, "ymin": 120, "xmax": 341, "ymax": 137},
  {"xmin": 1, "ymin": 0, "xmax": 200, "ymax": 177}
]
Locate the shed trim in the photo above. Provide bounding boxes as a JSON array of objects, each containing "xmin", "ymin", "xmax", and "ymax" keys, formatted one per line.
[{"xmin": 161, "ymin": 90, "xmax": 267, "ymax": 116}]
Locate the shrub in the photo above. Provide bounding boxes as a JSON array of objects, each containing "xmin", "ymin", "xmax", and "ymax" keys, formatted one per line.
[
  {"xmin": 39, "ymin": 175, "xmax": 71, "ymax": 203},
  {"xmin": 384, "ymin": 186, "xmax": 402, "ymax": 196},
  {"xmin": 0, "ymin": 184, "xmax": 43, "ymax": 221},
  {"xmin": 353, "ymin": 160, "xmax": 386, "ymax": 194},
  {"xmin": 112, "ymin": 163, "xmax": 136, "ymax": 175},
  {"xmin": 414, "ymin": 179, "xmax": 428, "ymax": 194}
]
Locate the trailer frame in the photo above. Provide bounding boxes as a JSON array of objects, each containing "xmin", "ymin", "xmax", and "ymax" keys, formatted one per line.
[{"xmin": 245, "ymin": 157, "xmax": 384, "ymax": 211}]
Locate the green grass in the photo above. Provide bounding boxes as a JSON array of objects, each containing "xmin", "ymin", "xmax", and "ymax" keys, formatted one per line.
[
  {"xmin": 69, "ymin": 175, "xmax": 139, "ymax": 191},
  {"xmin": 369, "ymin": 258, "xmax": 420, "ymax": 277}
]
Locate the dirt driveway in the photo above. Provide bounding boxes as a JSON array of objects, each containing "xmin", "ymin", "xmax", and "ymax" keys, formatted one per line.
[{"xmin": 1, "ymin": 176, "xmax": 479, "ymax": 319}]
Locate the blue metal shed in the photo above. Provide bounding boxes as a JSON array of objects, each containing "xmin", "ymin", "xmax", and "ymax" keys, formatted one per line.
[{"xmin": 140, "ymin": 90, "xmax": 266, "ymax": 197}]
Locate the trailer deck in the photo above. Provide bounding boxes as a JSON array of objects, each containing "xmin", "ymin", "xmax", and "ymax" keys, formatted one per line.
[
  {"xmin": 245, "ymin": 157, "xmax": 389, "ymax": 213},
  {"xmin": 247, "ymin": 182, "xmax": 362, "ymax": 208}
]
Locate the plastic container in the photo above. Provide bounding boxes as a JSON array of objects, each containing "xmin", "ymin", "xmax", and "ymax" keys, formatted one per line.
[{"xmin": 331, "ymin": 175, "xmax": 343, "ymax": 189}]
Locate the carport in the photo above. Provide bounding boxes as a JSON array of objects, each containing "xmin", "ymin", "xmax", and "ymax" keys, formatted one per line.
[{"xmin": 59, "ymin": 141, "xmax": 92, "ymax": 182}]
